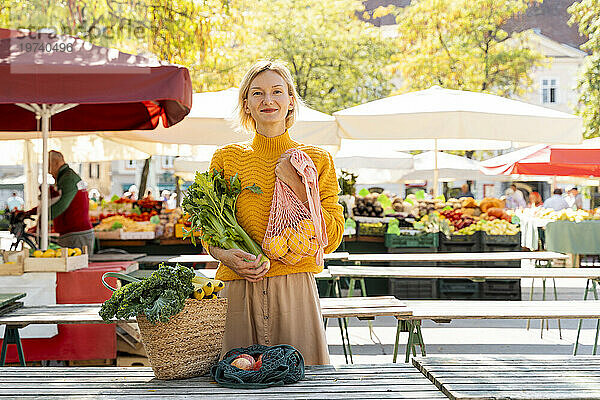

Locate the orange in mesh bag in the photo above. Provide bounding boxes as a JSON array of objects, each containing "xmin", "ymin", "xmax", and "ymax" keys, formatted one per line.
[{"xmin": 262, "ymin": 149, "xmax": 328, "ymax": 266}]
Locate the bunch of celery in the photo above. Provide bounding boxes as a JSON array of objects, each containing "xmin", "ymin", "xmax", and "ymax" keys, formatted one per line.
[{"xmin": 182, "ymin": 169, "xmax": 270, "ymax": 268}]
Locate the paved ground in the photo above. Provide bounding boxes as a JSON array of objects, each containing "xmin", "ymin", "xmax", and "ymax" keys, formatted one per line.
[{"xmin": 327, "ymin": 275, "xmax": 599, "ymax": 364}]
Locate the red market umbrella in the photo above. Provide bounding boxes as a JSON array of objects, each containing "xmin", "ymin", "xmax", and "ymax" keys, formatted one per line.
[
  {"xmin": 0, "ymin": 28, "xmax": 192, "ymax": 249},
  {"xmin": 480, "ymin": 139, "xmax": 600, "ymax": 177}
]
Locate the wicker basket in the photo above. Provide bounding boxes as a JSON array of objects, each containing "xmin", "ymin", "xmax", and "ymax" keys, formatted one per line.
[{"xmin": 137, "ymin": 298, "xmax": 228, "ymax": 380}]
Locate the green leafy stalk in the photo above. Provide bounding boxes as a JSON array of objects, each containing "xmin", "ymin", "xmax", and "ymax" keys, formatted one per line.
[{"xmin": 182, "ymin": 169, "xmax": 270, "ymax": 267}]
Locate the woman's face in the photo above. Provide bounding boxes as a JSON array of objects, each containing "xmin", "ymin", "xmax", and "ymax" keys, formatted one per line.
[{"xmin": 244, "ymin": 70, "xmax": 293, "ymax": 130}]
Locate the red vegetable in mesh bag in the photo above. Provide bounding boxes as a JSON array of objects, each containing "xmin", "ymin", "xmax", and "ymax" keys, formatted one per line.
[{"xmin": 262, "ymin": 148, "xmax": 328, "ymax": 266}]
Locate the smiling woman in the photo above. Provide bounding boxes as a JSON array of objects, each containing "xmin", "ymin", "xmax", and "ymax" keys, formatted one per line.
[{"xmin": 202, "ymin": 60, "xmax": 344, "ymax": 365}]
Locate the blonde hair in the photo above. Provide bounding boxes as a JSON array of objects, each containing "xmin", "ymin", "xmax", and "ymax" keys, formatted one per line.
[{"xmin": 236, "ymin": 60, "xmax": 303, "ymax": 134}]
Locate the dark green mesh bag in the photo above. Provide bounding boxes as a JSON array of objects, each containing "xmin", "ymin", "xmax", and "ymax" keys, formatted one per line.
[{"xmin": 211, "ymin": 344, "xmax": 305, "ymax": 389}]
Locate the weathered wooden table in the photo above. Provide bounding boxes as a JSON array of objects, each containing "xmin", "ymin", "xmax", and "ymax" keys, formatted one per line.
[
  {"xmin": 413, "ymin": 355, "xmax": 600, "ymax": 400},
  {"xmin": 399, "ymin": 300, "xmax": 600, "ymax": 364},
  {"xmin": 0, "ymin": 364, "xmax": 446, "ymax": 399},
  {"xmin": 329, "ymin": 264, "xmax": 600, "ymax": 356},
  {"xmin": 0, "ymin": 297, "xmax": 409, "ymax": 367},
  {"xmin": 346, "ymin": 251, "xmax": 569, "ymax": 264}
]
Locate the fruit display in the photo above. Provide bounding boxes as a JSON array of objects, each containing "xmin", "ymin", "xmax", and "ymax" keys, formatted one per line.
[
  {"xmin": 516, "ymin": 207, "xmax": 600, "ymax": 223},
  {"xmin": 455, "ymin": 219, "xmax": 519, "ymax": 235},
  {"xmin": 352, "ymin": 193, "xmax": 385, "ymax": 217},
  {"xmin": 192, "ymin": 275, "xmax": 225, "ymax": 300},
  {"xmin": 94, "ymin": 215, "xmax": 155, "ymax": 232},
  {"xmin": 31, "ymin": 247, "xmax": 82, "ymax": 258},
  {"xmin": 262, "ymin": 219, "xmax": 318, "ymax": 264},
  {"xmin": 440, "ymin": 209, "xmax": 475, "ymax": 231}
]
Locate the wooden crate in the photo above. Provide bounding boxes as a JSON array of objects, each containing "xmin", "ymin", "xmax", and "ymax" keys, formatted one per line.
[
  {"xmin": 0, "ymin": 250, "xmax": 24, "ymax": 276},
  {"xmin": 24, "ymin": 246, "xmax": 88, "ymax": 272},
  {"xmin": 117, "ymin": 337, "xmax": 147, "ymax": 357},
  {"xmin": 117, "ymin": 355, "xmax": 150, "ymax": 367},
  {"xmin": 67, "ymin": 358, "xmax": 115, "ymax": 367}
]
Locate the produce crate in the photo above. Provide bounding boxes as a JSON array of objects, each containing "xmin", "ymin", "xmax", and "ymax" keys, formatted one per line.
[
  {"xmin": 480, "ymin": 279, "xmax": 521, "ymax": 300},
  {"xmin": 0, "ymin": 250, "xmax": 24, "ymax": 276},
  {"xmin": 385, "ymin": 232, "xmax": 439, "ymax": 248},
  {"xmin": 438, "ymin": 232, "xmax": 482, "ymax": 267},
  {"xmin": 356, "ymin": 221, "xmax": 387, "ymax": 237},
  {"xmin": 96, "ymin": 229, "xmax": 155, "ymax": 240},
  {"xmin": 24, "ymin": 247, "xmax": 88, "ymax": 272},
  {"xmin": 480, "ymin": 232, "xmax": 522, "ymax": 267},
  {"xmin": 389, "ymin": 278, "xmax": 438, "ymax": 299},
  {"xmin": 386, "ymin": 233, "xmax": 439, "ymax": 266},
  {"xmin": 438, "ymin": 279, "xmax": 480, "ymax": 300}
]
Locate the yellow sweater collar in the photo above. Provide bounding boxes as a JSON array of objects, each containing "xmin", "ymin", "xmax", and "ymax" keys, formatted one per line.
[{"xmin": 251, "ymin": 130, "xmax": 296, "ymax": 157}]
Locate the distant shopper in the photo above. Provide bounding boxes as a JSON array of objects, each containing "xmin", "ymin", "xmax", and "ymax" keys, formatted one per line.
[
  {"xmin": 567, "ymin": 187, "xmax": 583, "ymax": 210},
  {"xmin": 528, "ymin": 191, "xmax": 543, "ymax": 207},
  {"xmin": 510, "ymin": 184, "xmax": 527, "ymax": 208},
  {"xmin": 23, "ymin": 151, "xmax": 94, "ymax": 251},
  {"xmin": 6, "ymin": 192, "xmax": 24, "ymax": 211},
  {"xmin": 458, "ymin": 183, "xmax": 474, "ymax": 199},
  {"xmin": 543, "ymin": 189, "xmax": 569, "ymax": 211}
]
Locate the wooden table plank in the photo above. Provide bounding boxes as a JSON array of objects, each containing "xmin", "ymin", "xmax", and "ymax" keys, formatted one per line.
[
  {"xmin": 413, "ymin": 356, "xmax": 600, "ymax": 400},
  {"xmin": 329, "ymin": 266, "xmax": 600, "ymax": 279},
  {"xmin": 89, "ymin": 253, "xmax": 146, "ymax": 262},
  {"xmin": 168, "ymin": 252, "xmax": 350, "ymax": 264},
  {"xmin": 0, "ymin": 365, "xmax": 445, "ymax": 399},
  {"xmin": 0, "ymin": 293, "xmax": 25, "ymax": 308},
  {"xmin": 347, "ymin": 251, "xmax": 569, "ymax": 263},
  {"xmin": 403, "ymin": 300, "xmax": 600, "ymax": 320}
]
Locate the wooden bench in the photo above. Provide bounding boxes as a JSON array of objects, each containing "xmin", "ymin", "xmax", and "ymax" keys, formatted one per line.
[
  {"xmin": 397, "ymin": 300, "xmax": 600, "ymax": 363},
  {"xmin": 329, "ymin": 265, "xmax": 600, "ymax": 354},
  {"xmin": 0, "ymin": 363, "xmax": 446, "ymax": 399},
  {"xmin": 413, "ymin": 355, "xmax": 600, "ymax": 400},
  {"xmin": 0, "ymin": 296, "xmax": 409, "ymax": 366},
  {"xmin": 346, "ymin": 251, "xmax": 569, "ymax": 264}
]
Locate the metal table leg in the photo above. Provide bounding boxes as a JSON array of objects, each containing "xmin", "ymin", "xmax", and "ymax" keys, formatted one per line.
[
  {"xmin": 574, "ymin": 279, "xmax": 599, "ymax": 355},
  {"xmin": 0, "ymin": 325, "xmax": 25, "ymax": 366}
]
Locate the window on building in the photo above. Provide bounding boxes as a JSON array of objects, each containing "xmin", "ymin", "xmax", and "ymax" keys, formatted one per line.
[
  {"xmin": 541, "ymin": 78, "xmax": 558, "ymax": 104},
  {"xmin": 125, "ymin": 160, "xmax": 137, "ymax": 169},
  {"xmin": 162, "ymin": 156, "xmax": 174, "ymax": 169},
  {"xmin": 88, "ymin": 163, "xmax": 100, "ymax": 179}
]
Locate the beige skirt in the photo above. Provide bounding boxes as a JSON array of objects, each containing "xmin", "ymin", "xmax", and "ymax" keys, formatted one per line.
[{"xmin": 220, "ymin": 272, "xmax": 330, "ymax": 365}]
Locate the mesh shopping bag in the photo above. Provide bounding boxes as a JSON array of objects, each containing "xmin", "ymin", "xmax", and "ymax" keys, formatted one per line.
[{"xmin": 262, "ymin": 148, "xmax": 328, "ymax": 266}]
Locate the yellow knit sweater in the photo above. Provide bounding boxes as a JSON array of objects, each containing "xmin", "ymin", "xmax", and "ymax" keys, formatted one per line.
[{"xmin": 207, "ymin": 131, "xmax": 345, "ymax": 281}]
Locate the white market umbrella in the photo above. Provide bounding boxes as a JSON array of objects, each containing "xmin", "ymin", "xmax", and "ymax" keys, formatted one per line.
[
  {"xmin": 333, "ymin": 86, "xmax": 583, "ymax": 194},
  {"xmin": 403, "ymin": 151, "xmax": 508, "ymax": 182},
  {"xmin": 100, "ymin": 88, "xmax": 341, "ymax": 147}
]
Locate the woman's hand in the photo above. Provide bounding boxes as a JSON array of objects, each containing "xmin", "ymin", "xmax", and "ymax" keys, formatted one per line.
[
  {"xmin": 275, "ymin": 153, "xmax": 307, "ymax": 203},
  {"xmin": 209, "ymin": 246, "xmax": 270, "ymax": 283}
]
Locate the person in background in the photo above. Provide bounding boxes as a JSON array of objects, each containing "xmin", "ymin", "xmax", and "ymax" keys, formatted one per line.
[
  {"xmin": 528, "ymin": 191, "xmax": 543, "ymax": 207},
  {"xmin": 510, "ymin": 184, "xmax": 527, "ymax": 208},
  {"xmin": 167, "ymin": 192, "xmax": 177, "ymax": 209},
  {"xmin": 22, "ymin": 151, "xmax": 94, "ymax": 251},
  {"xmin": 567, "ymin": 187, "xmax": 583, "ymax": 210},
  {"xmin": 144, "ymin": 189, "xmax": 154, "ymax": 200},
  {"xmin": 458, "ymin": 183, "xmax": 474, "ymax": 199},
  {"xmin": 543, "ymin": 188, "xmax": 570, "ymax": 211},
  {"xmin": 6, "ymin": 192, "xmax": 24, "ymax": 211}
]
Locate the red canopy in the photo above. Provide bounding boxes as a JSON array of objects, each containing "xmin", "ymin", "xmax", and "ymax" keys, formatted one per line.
[
  {"xmin": 0, "ymin": 29, "xmax": 192, "ymax": 133},
  {"xmin": 481, "ymin": 139, "xmax": 600, "ymax": 177}
]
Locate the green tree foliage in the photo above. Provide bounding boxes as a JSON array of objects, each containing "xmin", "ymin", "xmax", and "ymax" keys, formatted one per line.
[
  {"xmin": 244, "ymin": 0, "xmax": 396, "ymax": 114},
  {"xmin": 569, "ymin": 0, "xmax": 600, "ymax": 138},
  {"xmin": 391, "ymin": 0, "xmax": 545, "ymax": 97},
  {"xmin": 0, "ymin": 0, "xmax": 244, "ymax": 90}
]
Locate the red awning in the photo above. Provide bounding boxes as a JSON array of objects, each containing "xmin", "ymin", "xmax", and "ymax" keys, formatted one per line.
[
  {"xmin": 481, "ymin": 140, "xmax": 600, "ymax": 177},
  {"xmin": 0, "ymin": 29, "xmax": 192, "ymax": 132}
]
